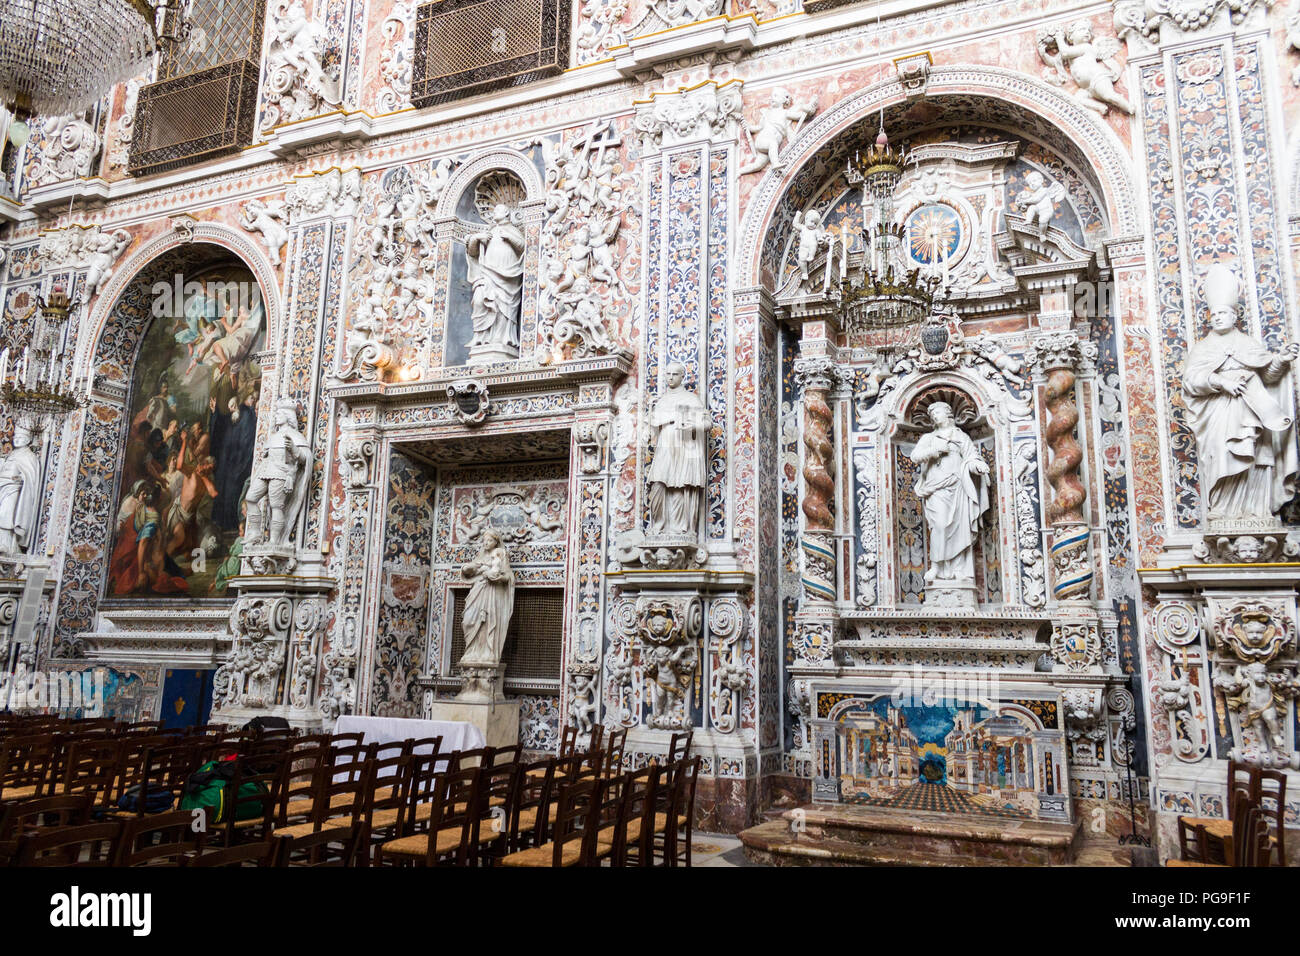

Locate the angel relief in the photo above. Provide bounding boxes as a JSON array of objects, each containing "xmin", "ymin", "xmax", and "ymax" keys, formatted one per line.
[{"xmin": 1037, "ymin": 20, "xmax": 1134, "ymax": 115}]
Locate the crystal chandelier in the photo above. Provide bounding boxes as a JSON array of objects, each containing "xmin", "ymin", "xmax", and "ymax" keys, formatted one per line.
[
  {"xmin": 0, "ymin": 1, "xmax": 187, "ymax": 117},
  {"xmin": 838, "ymin": 125, "xmax": 937, "ymax": 354},
  {"xmin": 0, "ymin": 284, "xmax": 88, "ymax": 420}
]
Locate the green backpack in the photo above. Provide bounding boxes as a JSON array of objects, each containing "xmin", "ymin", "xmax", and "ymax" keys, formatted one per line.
[{"xmin": 179, "ymin": 759, "xmax": 269, "ymax": 825}]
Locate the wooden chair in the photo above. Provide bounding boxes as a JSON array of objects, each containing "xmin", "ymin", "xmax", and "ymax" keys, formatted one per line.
[
  {"xmin": 189, "ymin": 841, "xmax": 276, "ymax": 867},
  {"xmin": 510, "ymin": 756, "xmax": 566, "ymax": 852},
  {"xmin": 116, "ymin": 810, "xmax": 203, "ymax": 867},
  {"xmin": 0, "ymin": 736, "xmax": 53, "ymax": 803},
  {"xmin": 476, "ymin": 760, "xmax": 521, "ymax": 865},
  {"xmin": 376, "ymin": 766, "xmax": 485, "ymax": 867},
  {"xmin": 1255, "ymin": 767, "xmax": 1288, "ymax": 866},
  {"xmin": 62, "ymin": 739, "xmax": 122, "ymax": 812},
  {"xmin": 274, "ymin": 745, "xmax": 332, "ymax": 827},
  {"xmin": 604, "ymin": 764, "xmax": 659, "ymax": 867},
  {"xmin": 218, "ymin": 752, "xmax": 287, "ymax": 846},
  {"xmin": 500, "ymin": 777, "xmax": 604, "ymax": 868},
  {"xmin": 1170, "ymin": 793, "xmax": 1272, "ymax": 868},
  {"xmin": 14, "ymin": 821, "xmax": 124, "ymax": 866},
  {"xmin": 1174, "ymin": 760, "xmax": 1258, "ymax": 863},
  {"xmin": 557, "ymin": 725, "xmax": 578, "ymax": 759},
  {"xmin": 653, "ymin": 755, "xmax": 700, "ymax": 867},
  {"xmin": 275, "ymin": 756, "xmax": 377, "ymax": 866},
  {"xmin": 0, "ymin": 794, "xmax": 92, "ymax": 865}
]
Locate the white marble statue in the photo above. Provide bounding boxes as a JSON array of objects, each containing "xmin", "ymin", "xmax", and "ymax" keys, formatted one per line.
[
  {"xmin": 741, "ymin": 88, "xmax": 817, "ymax": 176},
  {"xmin": 263, "ymin": 0, "xmax": 342, "ymax": 128},
  {"xmin": 647, "ymin": 363, "xmax": 710, "ymax": 538},
  {"xmin": 792, "ymin": 209, "xmax": 833, "ymax": 289},
  {"xmin": 1020, "ymin": 170, "xmax": 1065, "ymax": 232},
  {"xmin": 910, "ymin": 402, "xmax": 990, "ymax": 587},
  {"xmin": 1184, "ymin": 264, "xmax": 1299, "ymax": 521},
  {"xmin": 83, "ymin": 229, "xmax": 132, "ymax": 297},
  {"xmin": 459, "ymin": 530, "xmax": 516, "ymax": 668},
  {"xmin": 0, "ymin": 424, "xmax": 42, "ymax": 555},
  {"xmin": 1040, "ymin": 20, "xmax": 1134, "ymax": 115},
  {"xmin": 466, "ymin": 203, "xmax": 526, "ymax": 362},
  {"xmin": 244, "ymin": 399, "xmax": 310, "ymax": 548},
  {"xmin": 240, "ymin": 199, "xmax": 290, "ymax": 264}
]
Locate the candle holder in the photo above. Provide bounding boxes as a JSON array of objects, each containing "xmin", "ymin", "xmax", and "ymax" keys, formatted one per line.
[{"xmin": 0, "ymin": 284, "xmax": 88, "ymax": 422}]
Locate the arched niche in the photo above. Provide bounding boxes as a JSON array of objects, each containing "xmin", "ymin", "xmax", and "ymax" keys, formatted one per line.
[
  {"xmin": 54, "ymin": 238, "xmax": 276, "ymax": 654},
  {"xmin": 738, "ymin": 66, "xmax": 1139, "ymax": 294},
  {"xmin": 433, "ymin": 149, "xmax": 546, "ymax": 369},
  {"xmin": 884, "ymin": 374, "xmax": 1008, "ymax": 607}
]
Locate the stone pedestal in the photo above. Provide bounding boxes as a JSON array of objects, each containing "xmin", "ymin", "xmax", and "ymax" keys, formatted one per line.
[
  {"xmin": 428, "ymin": 696, "xmax": 521, "ymax": 749},
  {"xmin": 925, "ymin": 580, "xmax": 978, "ymax": 608}
]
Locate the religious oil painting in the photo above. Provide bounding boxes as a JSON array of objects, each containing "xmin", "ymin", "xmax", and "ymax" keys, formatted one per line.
[{"xmin": 107, "ymin": 264, "xmax": 266, "ymax": 599}]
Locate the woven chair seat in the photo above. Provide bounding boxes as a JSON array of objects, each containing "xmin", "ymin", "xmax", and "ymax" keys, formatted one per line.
[
  {"xmin": 500, "ymin": 840, "xmax": 584, "ymax": 867},
  {"xmin": 0, "ymin": 785, "xmax": 39, "ymax": 801}
]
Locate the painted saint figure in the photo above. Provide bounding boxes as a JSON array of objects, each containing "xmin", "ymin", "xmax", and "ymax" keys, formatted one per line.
[
  {"xmin": 0, "ymin": 424, "xmax": 42, "ymax": 555},
  {"xmin": 1184, "ymin": 264, "xmax": 1299, "ymax": 521},
  {"xmin": 646, "ymin": 363, "xmax": 710, "ymax": 538},
  {"xmin": 459, "ymin": 530, "xmax": 516, "ymax": 668},
  {"xmin": 465, "ymin": 203, "xmax": 525, "ymax": 362},
  {"xmin": 909, "ymin": 401, "xmax": 990, "ymax": 585}
]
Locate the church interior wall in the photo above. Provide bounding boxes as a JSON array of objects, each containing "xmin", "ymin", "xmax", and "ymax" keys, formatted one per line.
[{"xmin": 1, "ymin": 0, "xmax": 1298, "ymax": 859}]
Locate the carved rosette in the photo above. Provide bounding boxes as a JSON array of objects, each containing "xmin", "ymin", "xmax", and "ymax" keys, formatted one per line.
[{"xmin": 635, "ymin": 596, "xmax": 702, "ymax": 731}]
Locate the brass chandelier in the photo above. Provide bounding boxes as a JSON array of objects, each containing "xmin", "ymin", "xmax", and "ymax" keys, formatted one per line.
[
  {"xmin": 0, "ymin": 1, "xmax": 188, "ymax": 117},
  {"xmin": 0, "ymin": 284, "xmax": 87, "ymax": 420},
  {"xmin": 838, "ymin": 125, "xmax": 938, "ymax": 353}
]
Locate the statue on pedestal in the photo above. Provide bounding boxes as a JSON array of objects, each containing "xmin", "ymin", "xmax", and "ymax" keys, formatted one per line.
[
  {"xmin": 459, "ymin": 530, "xmax": 516, "ymax": 669},
  {"xmin": 1184, "ymin": 264, "xmax": 1299, "ymax": 522},
  {"xmin": 466, "ymin": 203, "xmax": 525, "ymax": 363},
  {"xmin": 647, "ymin": 363, "xmax": 710, "ymax": 539},
  {"xmin": 0, "ymin": 423, "xmax": 40, "ymax": 555},
  {"xmin": 244, "ymin": 400, "xmax": 310, "ymax": 549},
  {"xmin": 910, "ymin": 401, "xmax": 990, "ymax": 591}
]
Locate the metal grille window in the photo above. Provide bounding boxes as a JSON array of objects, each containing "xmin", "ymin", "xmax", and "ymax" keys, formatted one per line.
[
  {"xmin": 411, "ymin": 0, "xmax": 570, "ymax": 107},
  {"xmin": 128, "ymin": 0, "xmax": 265, "ymax": 177},
  {"xmin": 448, "ymin": 586, "xmax": 564, "ymax": 690}
]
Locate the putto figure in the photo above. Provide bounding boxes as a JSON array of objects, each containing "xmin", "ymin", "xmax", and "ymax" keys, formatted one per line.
[
  {"xmin": 244, "ymin": 399, "xmax": 310, "ymax": 548},
  {"xmin": 741, "ymin": 88, "xmax": 817, "ymax": 176},
  {"xmin": 1184, "ymin": 264, "xmax": 1299, "ymax": 521},
  {"xmin": 466, "ymin": 203, "xmax": 526, "ymax": 363},
  {"xmin": 459, "ymin": 530, "xmax": 516, "ymax": 668},
  {"xmin": 910, "ymin": 402, "xmax": 990, "ymax": 591},
  {"xmin": 0, "ymin": 423, "xmax": 41, "ymax": 555},
  {"xmin": 1039, "ymin": 20, "xmax": 1134, "ymax": 115},
  {"xmin": 646, "ymin": 363, "xmax": 710, "ymax": 539},
  {"xmin": 1019, "ymin": 170, "xmax": 1065, "ymax": 232}
]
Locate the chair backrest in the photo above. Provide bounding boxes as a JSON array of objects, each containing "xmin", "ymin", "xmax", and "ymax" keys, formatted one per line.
[
  {"xmin": 614, "ymin": 763, "xmax": 659, "ymax": 866},
  {"xmin": 312, "ymin": 755, "xmax": 376, "ymax": 831},
  {"xmin": 329, "ymin": 742, "xmax": 372, "ymax": 781},
  {"xmin": 221, "ymin": 752, "xmax": 287, "ymax": 844},
  {"xmin": 190, "ymin": 841, "xmax": 276, "ymax": 867},
  {"xmin": 63, "ymin": 739, "xmax": 122, "ymax": 808},
  {"xmin": 15, "ymin": 821, "xmax": 124, "ymax": 866},
  {"xmin": 276, "ymin": 745, "xmax": 331, "ymax": 824},
  {"xmin": 604, "ymin": 728, "xmax": 627, "ymax": 778},
  {"xmin": 1225, "ymin": 760, "xmax": 1258, "ymax": 819},
  {"xmin": 588, "ymin": 724, "xmax": 605, "ymax": 753},
  {"xmin": 667, "ymin": 729, "xmax": 694, "ymax": 763},
  {"xmin": 1257, "ymin": 767, "xmax": 1287, "ymax": 864},
  {"xmin": 428, "ymin": 766, "xmax": 482, "ymax": 866},
  {"xmin": 329, "ymin": 732, "xmax": 367, "ymax": 749},
  {"xmin": 274, "ymin": 825, "xmax": 365, "ymax": 867},
  {"xmin": 0, "ymin": 794, "xmax": 93, "ymax": 846},
  {"xmin": 490, "ymin": 743, "xmax": 523, "ymax": 766},
  {"xmin": 478, "ymin": 761, "xmax": 521, "ymax": 853},
  {"xmin": 551, "ymin": 777, "xmax": 599, "ymax": 867},
  {"xmin": 446, "ymin": 746, "xmax": 493, "ymax": 771},
  {"xmin": 557, "ymin": 725, "xmax": 578, "ymax": 759},
  {"xmin": 117, "ymin": 810, "xmax": 203, "ymax": 867}
]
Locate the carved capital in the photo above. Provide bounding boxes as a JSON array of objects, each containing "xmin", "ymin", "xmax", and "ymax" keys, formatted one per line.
[{"xmin": 634, "ymin": 80, "xmax": 744, "ymax": 152}]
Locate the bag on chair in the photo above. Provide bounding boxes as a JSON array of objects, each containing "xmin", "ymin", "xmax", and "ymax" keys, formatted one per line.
[{"xmin": 179, "ymin": 759, "xmax": 268, "ymax": 824}]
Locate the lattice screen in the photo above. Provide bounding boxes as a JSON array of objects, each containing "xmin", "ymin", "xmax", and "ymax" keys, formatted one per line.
[
  {"xmin": 128, "ymin": 0, "xmax": 265, "ymax": 177},
  {"xmin": 447, "ymin": 586, "xmax": 564, "ymax": 685}
]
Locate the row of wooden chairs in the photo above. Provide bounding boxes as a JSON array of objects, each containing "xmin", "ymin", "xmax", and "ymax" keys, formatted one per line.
[{"xmin": 1172, "ymin": 760, "xmax": 1287, "ymax": 867}]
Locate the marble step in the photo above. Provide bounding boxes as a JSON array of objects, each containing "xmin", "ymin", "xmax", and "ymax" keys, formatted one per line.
[
  {"xmin": 738, "ymin": 820, "xmax": 1024, "ymax": 867},
  {"xmin": 739, "ymin": 804, "xmax": 1079, "ymax": 866}
]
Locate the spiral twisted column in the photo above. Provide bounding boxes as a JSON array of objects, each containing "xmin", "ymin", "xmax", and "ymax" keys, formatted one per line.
[
  {"xmin": 794, "ymin": 356, "xmax": 842, "ymax": 606},
  {"xmin": 1031, "ymin": 330, "xmax": 1098, "ymax": 604}
]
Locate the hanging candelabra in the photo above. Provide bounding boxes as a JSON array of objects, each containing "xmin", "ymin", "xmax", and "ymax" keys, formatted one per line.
[
  {"xmin": 837, "ymin": 125, "xmax": 938, "ymax": 355},
  {"xmin": 0, "ymin": 283, "xmax": 88, "ymax": 421}
]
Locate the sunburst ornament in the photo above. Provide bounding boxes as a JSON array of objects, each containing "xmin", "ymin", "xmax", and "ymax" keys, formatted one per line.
[{"xmin": 905, "ymin": 204, "xmax": 962, "ymax": 266}]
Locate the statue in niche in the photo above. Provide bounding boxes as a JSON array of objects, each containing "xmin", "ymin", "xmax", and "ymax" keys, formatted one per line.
[
  {"xmin": 1214, "ymin": 662, "xmax": 1293, "ymax": 762},
  {"xmin": 458, "ymin": 530, "xmax": 516, "ymax": 668},
  {"xmin": 465, "ymin": 203, "xmax": 525, "ymax": 363},
  {"xmin": 910, "ymin": 401, "xmax": 990, "ymax": 590},
  {"xmin": 1184, "ymin": 264, "xmax": 1299, "ymax": 522},
  {"xmin": 792, "ymin": 209, "xmax": 832, "ymax": 288},
  {"xmin": 0, "ymin": 423, "xmax": 41, "ymax": 555},
  {"xmin": 1019, "ymin": 170, "xmax": 1065, "ymax": 232},
  {"xmin": 244, "ymin": 399, "xmax": 310, "ymax": 549},
  {"xmin": 647, "ymin": 363, "xmax": 710, "ymax": 539}
]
